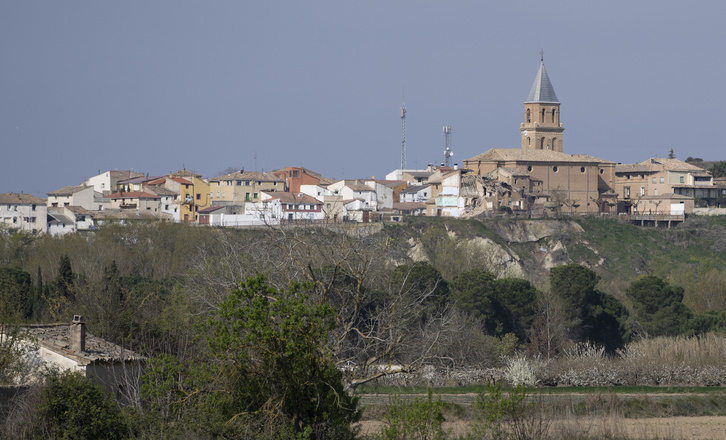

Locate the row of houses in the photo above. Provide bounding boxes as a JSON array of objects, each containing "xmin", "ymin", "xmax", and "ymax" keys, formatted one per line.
[
  {"xmin": 4, "ymin": 61, "xmax": 726, "ymax": 234},
  {"xmin": 5, "ymin": 153, "xmax": 722, "ymax": 236}
]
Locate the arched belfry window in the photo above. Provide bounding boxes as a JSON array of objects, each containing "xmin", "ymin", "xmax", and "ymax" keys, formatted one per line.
[
  {"xmin": 527, "ymin": 137, "xmax": 531, "ymax": 146},
  {"xmin": 551, "ymin": 109, "xmax": 556, "ymax": 123},
  {"xmin": 526, "ymin": 109, "xmax": 530, "ymax": 123},
  {"xmin": 552, "ymin": 137, "xmax": 557, "ymax": 150},
  {"xmin": 541, "ymin": 109, "xmax": 545, "ymax": 122},
  {"xmin": 540, "ymin": 137, "xmax": 545, "ymax": 149}
]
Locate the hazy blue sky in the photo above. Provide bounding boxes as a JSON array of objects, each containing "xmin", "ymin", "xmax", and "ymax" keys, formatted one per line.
[{"xmin": 2, "ymin": 1, "xmax": 725, "ymax": 197}]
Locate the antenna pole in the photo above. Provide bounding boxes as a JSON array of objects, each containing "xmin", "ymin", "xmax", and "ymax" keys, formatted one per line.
[
  {"xmin": 400, "ymin": 103, "xmax": 407, "ymax": 170},
  {"xmin": 443, "ymin": 126, "xmax": 453, "ymax": 167}
]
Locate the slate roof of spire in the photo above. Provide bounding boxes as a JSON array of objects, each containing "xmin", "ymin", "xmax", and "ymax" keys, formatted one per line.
[{"xmin": 525, "ymin": 62, "xmax": 559, "ymax": 103}]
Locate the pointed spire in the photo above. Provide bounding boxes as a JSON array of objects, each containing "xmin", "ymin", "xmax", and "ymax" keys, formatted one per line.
[{"xmin": 525, "ymin": 59, "xmax": 559, "ymax": 103}]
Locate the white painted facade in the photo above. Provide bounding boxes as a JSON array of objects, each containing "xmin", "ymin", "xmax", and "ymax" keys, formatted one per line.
[{"xmin": 0, "ymin": 195, "xmax": 48, "ymax": 233}]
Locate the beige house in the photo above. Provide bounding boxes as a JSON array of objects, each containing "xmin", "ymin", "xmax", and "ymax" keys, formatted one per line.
[
  {"xmin": 47, "ymin": 185, "xmax": 99, "ymax": 210},
  {"xmin": 209, "ymin": 170, "xmax": 285, "ymax": 205},
  {"xmin": 615, "ymin": 158, "xmax": 716, "ymax": 210},
  {"xmin": 104, "ymin": 191, "xmax": 163, "ymax": 216}
]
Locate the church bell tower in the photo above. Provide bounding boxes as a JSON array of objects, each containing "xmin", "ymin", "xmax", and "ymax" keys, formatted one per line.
[{"xmin": 520, "ymin": 55, "xmax": 564, "ymax": 152}]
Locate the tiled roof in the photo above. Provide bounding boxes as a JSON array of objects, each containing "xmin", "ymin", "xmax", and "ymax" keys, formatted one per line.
[
  {"xmin": 90, "ymin": 210, "xmax": 159, "ymax": 220},
  {"xmin": 209, "ymin": 170, "xmax": 284, "ymax": 182},
  {"xmin": 393, "ymin": 202, "xmax": 426, "ymax": 211},
  {"xmin": 47, "ymin": 185, "xmax": 89, "ymax": 196},
  {"xmin": 466, "ymin": 148, "xmax": 613, "ymax": 164},
  {"xmin": 401, "ymin": 185, "xmax": 430, "ymax": 194},
  {"xmin": 199, "ymin": 206, "xmax": 226, "ymax": 214},
  {"xmin": 169, "ymin": 177, "xmax": 194, "ymax": 185},
  {"xmin": 26, "ymin": 323, "xmax": 144, "ymax": 364},
  {"xmin": 145, "ymin": 186, "xmax": 177, "ymax": 196},
  {"xmin": 117, "ymin": 176, "xmax": 162, "ymax": 184},
  {"xmin": 616, "ymin": 158, "xmax": 710, "ymax": 174},
  {"xmin": 105, "ymin": 191, "xmax": 161, "ymax": 199},
  {"xmin": 264, "ymin": 192, "xmax": 321, "ymax": 205},
  {"xmin": 0, "ymin": 193, "xmax": 46, "ymax": 205}
]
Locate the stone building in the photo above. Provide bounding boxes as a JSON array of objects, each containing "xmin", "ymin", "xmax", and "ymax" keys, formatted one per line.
[{"xmin": 463, "ymin": 58, "xmax": 616, "ymax": 216}]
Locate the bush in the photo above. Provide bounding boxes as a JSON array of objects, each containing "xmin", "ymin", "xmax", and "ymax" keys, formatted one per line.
[
  {"xmin": 10, "ymin": 371, "xmax": 127, "ymax": 440},
  {"xmin": 375, "ymin": 388, "xmax": 446, "ymax": 440}
]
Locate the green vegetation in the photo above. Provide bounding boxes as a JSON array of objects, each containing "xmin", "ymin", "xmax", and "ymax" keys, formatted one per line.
[{"xmin": 1, "ymin": 217, "xmax": 726, "ymax": 438}]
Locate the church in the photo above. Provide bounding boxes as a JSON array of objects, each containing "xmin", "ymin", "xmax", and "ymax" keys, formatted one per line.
[{"xmin": 463, "ymin": 58, "xmax": 617, "ymax": 215}]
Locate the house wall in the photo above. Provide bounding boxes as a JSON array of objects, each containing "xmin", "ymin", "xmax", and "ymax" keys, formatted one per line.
[{"xmin": 0, "ymin": 203, "xmax": 47, "ymax": 233}]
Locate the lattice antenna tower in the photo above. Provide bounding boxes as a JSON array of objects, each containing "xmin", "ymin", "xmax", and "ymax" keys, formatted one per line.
[
  {"xmin": 442, "ymin": 125, "xmax": 453, "ymax": 167},
  {"xmin": 400, "ymin": 103, "xmax": 407, "ymax": 170}
]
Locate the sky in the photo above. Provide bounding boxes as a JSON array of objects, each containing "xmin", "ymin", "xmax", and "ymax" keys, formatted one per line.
[{"xmin": 2, "ymin": 1, "xmax": 726, "ymax": 197}]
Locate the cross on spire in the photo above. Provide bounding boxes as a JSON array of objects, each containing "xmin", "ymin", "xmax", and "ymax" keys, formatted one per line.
[{"xmin": 540, "ymin": 49, "xmax": 544, "ymax": 62}]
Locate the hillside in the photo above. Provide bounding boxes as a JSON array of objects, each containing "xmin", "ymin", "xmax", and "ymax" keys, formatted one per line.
[{"xmin": 399, "ymin": 215, "xmax": 726, "ymax": 313}]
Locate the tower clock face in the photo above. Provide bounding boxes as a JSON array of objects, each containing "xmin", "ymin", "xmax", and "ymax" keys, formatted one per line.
[{"xmin": 523, "ymin": 130, "xmax": 528, "ymax": 136}]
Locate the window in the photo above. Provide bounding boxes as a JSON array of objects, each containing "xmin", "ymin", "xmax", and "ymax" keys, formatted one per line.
[
  {"xmin": 526, "ymin": 109, "xmax": 531, "ymax": 123},
  {"xmin": 31, "ymin": 204, "xmax": 36, "ymax": 211},
  {"xmin": 580, "ymin": 167, "xmax": 585, "ymax": 173},
  {"xmin": 660, "ymin": 177, "xmax": 664, "ymax": 183},
  {"xmin": 253, "ymin": 193, "xmax": 258, "ymax": 200},
  {"xmin": 640, "ymin": 187, "xmax": 645, "ymax": 196},
  {"xmin": 552, "ymin": 109, "xmax": 556, "ymax": 123},
  {"xmin": 527, "ymin": 165, "xmax": 532, "ymax": 172},
  {"xmin": 553, "ymin": 166, "xmax": 559, "ymax": 173},
  {"xmin": 292, "ymin": 170, "xmax": 300, "ymax": 177},
  {"xmin": 236, "ymin": 180, "xmax": 242, "ymax": 186},
  {"xmin": 652, "ymin": 177, "xmax": 656, "ymax": 183},
  {"xmin": 624, "ymin": 187, "xmax": 631, "ymax": 198},
  {"xmin": 680, "ymin": 176, "xmax": 684, "ymax": 183},
  {"xmin": 196, "ymin": 193, "xmax": 201, "ymax": 200},
  {"xmin": 599, "ymin": 169, "xmax": 604, "ymax": 175},
  {"xmin": 654, "ymin": 188, "xmax": 658, "ymax": 196},
  {"xmin": 541, "ymin": 109, "xmax": 545, "ymax": 122},
  {"xmin": 245, "ymin": 193, "xmax": 250, "ymax": 201}
]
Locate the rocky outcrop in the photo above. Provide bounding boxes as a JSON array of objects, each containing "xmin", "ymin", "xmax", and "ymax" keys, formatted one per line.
[{"xmin": 487, "ymin": 219, "xmax": 584, "ymax": 243}]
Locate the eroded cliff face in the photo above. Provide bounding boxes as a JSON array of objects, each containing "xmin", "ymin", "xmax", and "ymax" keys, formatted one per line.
[
  {"xmin": 486, "ymin": 219, "xmax": 584, "ymax": 243},
  {"xmin": 405, "ymin": 219, "xmax": 585, "ymax": 282}
]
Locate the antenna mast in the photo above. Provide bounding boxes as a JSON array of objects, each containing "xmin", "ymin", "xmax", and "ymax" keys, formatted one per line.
[
  {"xmin": 443, "ymin": 125, "xmax": 453, "ymax": 167},
  {"xmin": 400, "ymin": 103, "xmax": 407, "ymax": 170}
]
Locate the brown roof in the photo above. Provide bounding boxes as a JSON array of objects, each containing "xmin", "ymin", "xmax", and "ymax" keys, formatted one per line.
[
  {"xmin": 105, "ymin": 191, "xmax": 160, "ymax": 199},
  {"xmin": 616, "ymin": 158, "xmax": 709, "ymax": 174},
  {"xmin": 0, "ymin": 192, "xmax": 46, "ymax": 205},
  {"xmin": 26, "ymin": 323, "xmax": 144, "ymax": 365},
  {"xmin": 393, "ymin": 202, "xmax": 426, "ymax": 211},
  {"xmin": 47, "ymin": 185, "xmax": 90, "ymax": 196},
  {"xmin": 465, "ymin": 148, "xmax": 613, "ymax": 164},
  {"xmin": 265, "ymin": 191, "xmax": 321, "ymax": 205},
  {"xmin": 210, "ymin": 170, "xmax": 284, "ymax": 182}
]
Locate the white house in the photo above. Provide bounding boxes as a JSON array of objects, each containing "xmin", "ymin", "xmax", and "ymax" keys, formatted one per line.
[
  {"xmin": 400, "ymin": 185, "xmax": 432, "ymax": 203},
  {"xmin": 0, "ymin": 193, "xmax": 47, "ymax": 233},
  {"xmin": 432, "ymin": 170, "xmax": 467, "ymax": 217},
  {"xmin": 299, "ymin": 184, "xmax": 334, "ymax": 202},
  {"xmin": 327, "ymin": 181, "xmax": 378, "ymax": 209},
  {"xmin": 84, "ymin": 170, "xmax": 145, "ymax": 195}
]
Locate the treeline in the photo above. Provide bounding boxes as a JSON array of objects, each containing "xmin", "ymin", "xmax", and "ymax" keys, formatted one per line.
[{"xmin": 1, "ymin": 220, "xmax": 726, "ymax": 437}]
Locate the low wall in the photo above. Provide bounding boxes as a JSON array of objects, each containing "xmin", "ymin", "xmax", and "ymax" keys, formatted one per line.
[{"xmin": 693, "ymin": 207, "xmax": 726, "ymax": 216}]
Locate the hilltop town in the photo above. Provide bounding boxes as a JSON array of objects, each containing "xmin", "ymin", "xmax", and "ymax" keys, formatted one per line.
[{"xmin": 3, "ymin": 60, "xmax": 726, "ymax": 235}]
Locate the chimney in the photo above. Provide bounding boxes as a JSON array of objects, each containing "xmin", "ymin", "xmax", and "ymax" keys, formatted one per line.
[{"xmin": 70, "ymin": 315, "xmax": 86, "ymax": 353}]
